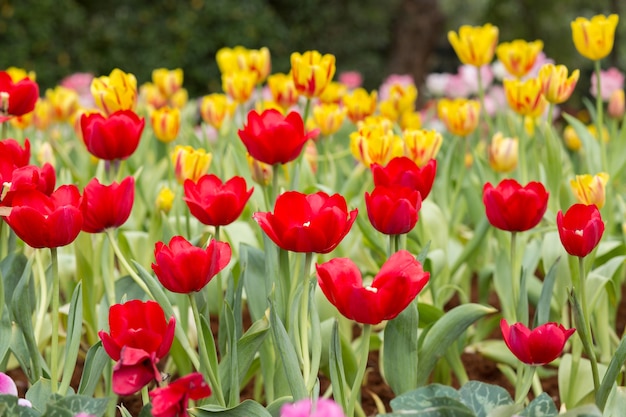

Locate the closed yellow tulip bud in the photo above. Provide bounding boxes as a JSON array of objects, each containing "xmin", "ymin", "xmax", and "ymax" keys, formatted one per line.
[
  {"xmin": 349, "ymin": 121, "xmax": 403, "ymax": 167},
  {"xmin": 504, "ymin": 77, "xmax": 547, "ymax": 117},
  {"xmin": 344, "ymin": 88, "xmax": 377, "ymax": 124},
  {"xmin": 608, "ymin": 89, "xmax": 625, "ymax": 119},
  {"xmin": 91, "ymin": 68, "xmax": 137, "ymax": 115},
  {"xmin": 437, "ymin": 98, "xmax": 481, "ymax": 136},
  {"xmin": 172, "ymin": 145, "xmax": 212, "ymax": 184},
  {"xmin": 488, "ymin": 132, "xmax": 518, "ymax": 173},
  {"xmin": 216, "ymin": 46, "xmax": 271, "ymax": 83},
  {"xmin": 563, "ymin": 125, "xmax": 582, "ymax": 151},
  {"xmin": 402, "ymin": 128, "xmax": 443, "ymax": 167},
  {"xmin": 448, "ymin": 24, "xmax": 499, "ymax": 67},
  {"xmin": 152, "ymin": 68, "xmax": 184, "ymax": 98},
  {"xmin": 222, "ymin": 70, "xmax": 258, "ymax": 104},
  {"xmin": 200, "ymin": 93, "xmax": 232, "ymax": 130},
  {"xmin": 151, "ymin": 106, "xmax": 181, "ymax": 143},
  {"xmin": 46, "ymin": 86, "xmax": 80, "ymax": 122},
  {"xmin": 291, "ymin": 50, "xmax": 336, "ymax": 98},
  {"xmin": 496, "ymin": 40, "xmax": 543, "ymax": 78},
  {"xmin": 539, "ymin": 64, "xmax": 580, "ymax": 104},
  {"xmin": 155, "ymin": 186, "xmax": 175, "ymax": 214},
  {"xmin": 571, "ymin": 14, "xmax": 619, "ymax": 61},
  {"xmin": 267, "ymin": 72, "xmax": 299, "ymax": 111},
  {"xmin": 570, "ymin": 172, "xmax": 609, "ymax": 208},
  {"xmin": 312, "ymin": 103, "xmax": 347, "ymax": 136}
]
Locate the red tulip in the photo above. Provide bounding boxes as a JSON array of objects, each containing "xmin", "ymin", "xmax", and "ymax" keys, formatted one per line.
[
  {"xmin": 1, "ymin": 163, "xmax": 56, "ymax": 206},
  {"xmin": 371, "ymin": 157, "xmax": 437, "ymax": 200},
  {"xmin": 238, "ymin": 109, "xmax": 318, "ymax": 165},
  {"xmin": 557, "ymin": 204, "xmax": 604, "ymax": 258},
  {"xmin": 81, "ymin": 176, "xmax": 135, "ymax": 233},
  {"xmin": 316, "ymin": 250, "xmax": 430, "ymax": 324},
  {"xmin": 500, "ymin": 319, "xmax": 575, "ymax": 365},
  {"xmin": 0, "ymin": 71, "xmax": 39, "ymax": 117},
  {"xmin": 253, "ymin": 191, "xmax": 357, "ymax": 253},
  {"xmin": 365, "ymin": 185, "xmax": 422, "ymax": 235},
  {"xmin": 152, "ymin": 236, "xmax": 231, "ymax": 294},
  {"xmin": 98, "ymin": 300, "xmax": 176, "ymax": 395},
  {"xmin": 4, "ymin": 185, "xmax": 82, "ymax": 248},
  {"xmin": 80, "ymin": 109, "xmax": 145, "ymax": 160},
  {"xmin": 149, "ymin": 372, "xmax": 212, "ymax": 417},
  {"xmin": 483, "ymin": 179, "xmax": 548, "ymax": 232},
  {"xmin": 183, "ymin": 174, "xmax": 253, "ymax": 227},
  {"xmin": 0, "ymin": 139, "xmax": 31, "ymax": 184}
]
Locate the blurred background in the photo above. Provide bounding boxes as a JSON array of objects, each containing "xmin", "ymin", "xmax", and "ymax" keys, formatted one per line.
[{"xmin": 0, "ymin": 0, "xmax": 622, "ymax": 100}]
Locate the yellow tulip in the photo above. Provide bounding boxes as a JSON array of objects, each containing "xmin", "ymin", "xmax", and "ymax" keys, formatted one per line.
[
  {"xmin": 200, "ymin": 93, "xmax": 232, "ymax": 130},
  {"xmin": 379, "ymin": 83, "xmax": 418, "ymax": 122},
  {"xmin": 571, "ymin": 14, "xmax": 619, "ymax": 61},
  {"xmin": 400, "ymin": 111, "xmax": 422, "ymax": 131},
  {"xmin": 91, "ymin": 68, "xmax": 137, "ymax": 115},
  {"xmin": 151, "ymin": 106, "xmax": 181, "ymax": 143},
  {"xmin": 152, "ymin": 68, "xmax": 184, "ymax": 98},
  {"xmin": 437, "ymin": 98, "xmax": 481, "ymax": 136},
  {"xmin": 267, "ymin": 72, "xmax": 299, "ymax": 111},
  {"xmin": 290, "ymin": 50, "xmax": 336, "ymax": 98},
  {"xmin": 488, "ymin": 132, "xmax": 518, "ymax": 173},
  {"xmin": 9, "ymin": 111, "xmax": 32, "ymax": 130},
  {"xmin": 570, "ymin": 172, "xmax": 609, "ymax": 208},
  {"xmin": 503, "ymin": 77, "xmax": 547, "ymax": 117},
  {"xmin": 312, "ymin": 103, "xmax": 347, "ymax": 136},
  {"xmin": 448, "ymin": 24, "xmax": 499, "ymax": 67},
  {"xmin": 402, "ymin": 128, "xmax": 443, "ymax": 167},
  {"xmin": 139, "ymin": 82, "xmax": 167, "ymax": 111},
  {"xmin": 171, "ymin": 145, "xmax": 212, "ymax": 184},
  {"xmin": 170, "ymin": 88, "xmax": 188, "ymax": 109},
  {"xmin": 608, "ymin": 89, "xmax": 625, "ymax": 119},
  {"xmin": 6, "ymin": 66, "xmax": 36, "ymax": 82},
  {"xmin": 496, "ymin": 40, "xmax": 543, "ymax": 78},
  {"xmin": 343, "ymin": 88, "xmax": 377, "ymax": 124},
  {"xmin": 349, "ymin": 120, "xmax": 403, "ymax": 167},
  {"xmin": 155, "ymin": 186, "xmax": 175, "ymax": 214},
  {"xmin": 318, "ymin": 81, "xmax": 347, "ymax": 104},
  {"xmin": 563, "ymin": 125, "xmax": 582, "ymax": 151},
  {"xmin": 222, "ymin": 70, "xmax": 258, "ymax": 104},
  {"xmin": 46, "ymin": 86, "xmax": 80, "ymax": 122},
  {"xmin": 216, "ymin": 46, "xmax": 271, "ymax": 83},
  {"xmin": 539, "ymin": 64, "xmax": 580, "ymax": 104}
]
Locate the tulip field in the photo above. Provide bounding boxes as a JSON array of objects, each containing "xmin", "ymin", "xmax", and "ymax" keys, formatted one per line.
[{"xmin": 1, "ymin": 12, "xmax": 626, "ymax": 417}]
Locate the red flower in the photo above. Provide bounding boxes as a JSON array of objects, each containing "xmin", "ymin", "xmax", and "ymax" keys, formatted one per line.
[
  {"xmin": 183, "ymin": 174, "xmax": 253, "ymax": 227},
  {"xmin": 149, "ymin": 372, "xmax": 212, "ymax": 417},
  {"xmin": 365, "ymin": 185, "xmax": 422, "ymax": 235},
  {"xmin": 152, "ymin": 236, "xmax": 231, "ymax": 294},
  {"xmin": 253, "ymin": 191, "xmax": 357, "ymax": 253},
  {"xmin": 500, "ymin": 319, "xmax": 575, "ymax": 365},
  {"xmin": 557, "ymin": 204, "xmax": 605, "ymax": 258},
  {"xmin": 371, "ymin": 157, "xmax": 437, "ymax": 200},
  {"xmin": 80, "ymin": 110, "xmax": 145, "ymax": 160},
  {"xmin": 4, "ymin": 185, "xmax": 82, "ymax": 248},
  {"xmin": 316, "ymin": 250, "xmax": 430, "ymax": 324},
  {"xmin": 0, "ymin": 139, "xmax": 31, "ymax": 183},
  {"xmin": 98, "ymin": 300, "xmax": 176, "ymax": 395},
  {"xmin": 483, "ymin": 179, "xmax": 548, "ymax": 232},
  {"xmin": 81, "ymin": 176, "xmax": 135, "ymax": 233},
  {"xmin": 238, "ymin": 109, "xmax": 318, "ymax": 165},
  {"xmin": 0, "ymin": 72, "xmax": 39, "ymax": 117}
]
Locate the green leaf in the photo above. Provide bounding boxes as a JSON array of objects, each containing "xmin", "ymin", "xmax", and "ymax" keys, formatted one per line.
[
  {"xmin": 416, "ymin": 304, "xmax": 496, "ymax": 386},
  {"xmin": 597, "ymin": 333, "xmax": 626, "ymax": 409},
  {"xmin": 59, "ymin": 283, "xmax": 82, "ymax": 395},
  {"xmin": 240, "ymin": 244, "xmax": 270, "ymax": 322},
  {"xmin": 0, "ymin": 304, "xmax": 11, "ymax": 363},
  {"xmin": 533, "ymin": 257, "xmax": 560, "ymax": 327},
  {"xmin": 195, "ymin": 399, "xmax": 272, "ymax": 417},
  {"xmin": 384, "ymin": 393, "xmax": 475, "ymax": 417},
  {"xmin": 0, "ymin": 394, "xmax": 40, "ymax": 417},
  {"xmin": 383, "ymin": 301, "xmax": 419, "ymax": 394},
  {"xmin": 328, "ymin": 320, "xmax": 349, "ymax": 413},
  {"xmin": 26, "ymin": 378, "xmax": 52, "ymax": 412},
  {"xmin": 0, "ymin": 252, "xmax": 28, "ymax": 307},
  {"xmin": 458, "ymin": 381, "xmax": 513, "ymax": 417},
  {"xmin": 77, "ymin": 342, "xmax": 109, "ymax": 397},
  {"xmin": 602, "ymin": 387, "xmax": 626, "ymax": 417},
  {"xmin": 518, "ymin": 392, "xmax": 557, "ymax": 417},
  {"xmin": 390, "ymin": 384, "xmax": 461, "ymax": 410},
  {"xmin": 563, "ymin": 113, "xmax": 601, "ymax": 172},
  {"xmin": 45, "ymin": 395, "xmax": 110, "ymax": 417},
  {"xmin": 265, "ymin": 397, "xmax": 292, "ymax": 417}
]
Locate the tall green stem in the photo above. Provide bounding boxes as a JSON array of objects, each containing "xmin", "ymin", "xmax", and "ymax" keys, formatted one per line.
[
  {"xmin": 594, "ymin": 60, "xmax": 608, "ymax": 172},
  {"xmin": 105, "ymin": 229, "xmax": 152, "ymax": 298},
  {"xmin": 514, "ymin": 365, "xmax": 536, "ymax": 404},
  {"xmin": 578, "ymin": 256, "xmax": 600, "ymax": 393},
  {"xmin": 347, "ymin": 324, "xmax": 371, "ymax": 417},
  {"xmin": 476, "ymin": 65, "xmax": 494, "ymax": 134},
  {"xmin": 50, "ymin": 247, "xmax": 60, "ymax": 393},
  {"xmin": 517, "ymin": 116, "xmax": 528, "ymax": 184},
  {"xmin": 300, "ymin": 252, "xmax": 314, "ymax": 391},
  {"xmin": 510, "ymin": 231, "xmax": 520, "ymax": 323}
]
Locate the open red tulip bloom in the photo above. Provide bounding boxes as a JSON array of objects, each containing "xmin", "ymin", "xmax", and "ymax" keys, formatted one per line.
[
  {"xmin": 81, "ymin": 176, "xmax": 135, "ymax": 233},
  {"xmin": 98, "ymin": 300, "xmax": 176, "ymax": 395},
  {"xmin": 149, "ymin": 372, "xmax": 212, "ymax": 417},
  {"xmin": 4, "ymin": 185, "xmax": 82, "ymax": 248},
  {"xmin": 1, "ymin": 163, "xmax": 56, "ymax": 206},
  {"xmin": 183, "ymin": 174, "xmax": 253, "ymax": 227},
  {"xmin": 365, "ymin": 185, "xmax": 422, "ymax": 235},
  {"xmin": 500, "ymin": 319, "xmax": 575, "ymax": 365},
  {"xmin": 0, "ymin": 71, "xmax": 39, "ymax": 118},
  {"xmin": 80, "ymin": 109, "xmax": 145, "ymax": 161},
  {"xmin": 238, "ymin": 109, "xmax": 318, "ymax": 165},
  {"xmin": 152, "ymin": 236, "xmax": 232, "ymax": 293},
  {"xmin": 483, "ymin": 179, "xmax": 548, "ymax": 232},
  {"xmin": 316, "ymin": 250, "xmax": 430, "ymax": 324},
  {"xmin": 253, "ymin": 191, "xmax": 357, "ymax": 254},
  {"xmin": 557, "ymin": 203, "xmax": 605, "ymax": 258},
  {"xmin": 0, "ymin": 139, "xmax": 31, "ymax": 182},
  {"xmin": 371, "ymin": 157, "xmax": 437, "ymax": 200}
]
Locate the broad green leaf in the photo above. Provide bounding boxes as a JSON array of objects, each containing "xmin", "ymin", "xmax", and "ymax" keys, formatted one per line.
[
  {"xmin": 0, "ymin": 394, "xmax": 39, "ymax": 417},
  {"xmin": 43, "ymin": 395, "xmax": 109, "ymax": 417},
  {"xmin": 559, "ymin": 354, "xmax": 607, "ymax": 409},
  {"xmin": 603, "ymin": 387, "xmax": 626, "ymax": 417},
  {"xmin": 196, "ymin": 399, "xmax": 272, "ymax": 417},
  {"xmin": 77, "ymin": 342, "xmax": 109, "ymax": 397},
  {"xmin": 59, "ymin": 283, "xmax": 82, "ymax": 396},
  {"xmin": 240, "ymin": 244, "xmax": 269, "ymax": 322},
  {"xmin": 416, "ymin": 304, "xmax": 496, "ymax": 386},
  {"xmin": 383, "ymin": 301, "xmax": 419, "ymax": 394},
  {"xmin": 266, "ymin": 396, "xmax": 292, "ymax": 417},
  {"xmin": 458, "ymin": 381, "xmax": 513, "ymax": 417},
  {"xmin": 533, "ymin": 257, "xmax": 560, "ymax": 327},
  {"xmin": 390, "ymin": 384, "xmax": 461, "ymax": 410},
  {"xmin": 518, "ymin": 392, "xmax": 557, "ymax": 417},
  {"xmin": 0, "ymin": 252, "xmax": 28, "ymax": 307},
  {"xmin": 328, "ymin": 320, "xmax": 349, "ymax": 413},
  {"xmin": 383, "ymin": 396, "xmax": 475, "ymax": 417},
  {"xmin": 597, "ymin": 333, "xmax": 626, "ymax": 409},
  {"xmin": 0, "ymin": 305, "xmax": 11, "ymax": 363},
  {"xmin": 556, "ymin": 404, "xmax": 601, "ymax": 417},
  {"xmin": 26, "ymin": 378, "xmax": 52, "ymax": 412}
]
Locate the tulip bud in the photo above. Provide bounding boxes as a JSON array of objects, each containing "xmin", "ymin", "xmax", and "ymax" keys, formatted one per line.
[
  {"xmin": 608, "ymin": 89, "xmax": 625, "ymax": 119},
  {"xmin": 151, "ymin": 106, "xmax": 181, "ymax": 143},
  {"xmin": 570, "ymin": 172, "xmax": 609, "ymax": 209},
  {"xmin": 488, "ymin": 132, "xmax": 518, "ymax": 173},
  {"xmin": 247, "ymin": 154, "xmax": 272, "ymax": 186},
  {"xmin": 172, "ymin": 145, "xmax": 212, "ymax": 184},
  {"xmin": 155, "ymin": 186, "xmax": 175, "ymax": 214},
  {"xmin": 563, "ymin": 125, "xmax": 582, "ymax": 151}
]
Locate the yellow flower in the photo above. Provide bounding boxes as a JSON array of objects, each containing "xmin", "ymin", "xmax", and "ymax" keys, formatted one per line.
[
  {"xmin": 539, "ymin": 64, "xmax": 580, "ymax": 104},
  {"xmin": 437, "ymin": 98, "xmax": 481, "ymax": 136},
  {"xmin": 247, "ymin": 154, "xmax": 272, "ymax": 186},
  {"xmin": 156, "ymin": 186, "xmax": 175, "ymax": 214},
  {"xmin": 200, "ymin": 93, "xmax": 232, "ymax": 130},
  {"xmin": 402, "ymin": 128, "xmax": 443, "ymax": 167},
  {"xmin": 267, "ymin": 72, "xmax": 299, "ymax": 111},
  {"xmin": 169, "ymin": 88, "xmax": 188, "ymax": 109},
  {"xmin": 400, "ymin": 111, "xmax": 422, "ymax": 131},
  {"xmin": 343, "ymin": 88, "xmax": 377, "ymax": 124},
  {"xmin": 46, "ymin": 86, "xmax": 80, "ymax": 122},
  {"xmin": 151, "ymin": 106, "xmax": 181, "ymax": 143},
  {"xmin": 36, "ymin": 142, "xmax": 56, "ymax": 167},
  {"xmin": 563, "ymin": 125, "xmax": 582, "ymax": 151},
  {"xmin": 570, "ymin": 172, "xmax": 609, "ymax": 208},
  {"xmin": 290, "ymin": 50, "xmax": 336, "ymax": 98},
  {"xmin": 488, "ymin": 132, "xmax": 518, "ymax": 173},
  {"xmin": 503, "ymin": 77, "xmax": 547, "ymax": 117},
  {"xmin": 587, "ymin": 124, "xmax": 609, "ymax": 143},
  {"xmin": 172, "ymin": 145, "xmax": 212, "ymax": 184},
  {"xmin": 312, "ymin": 103, "xmax": 347, "ymax": 136},
  {"xmin": 318, "ymin": 81, "xmax": 347, "ymax": 104},
  {"xmin": 139, "ymin": 82, "xmax": 167, "ymax": 111},
  {"xmin": 496, "ymin": 40, "xmax": 543, "ymax": 78},
  {"xmin": 216, "ymin": 46, "xmax": 271, "ymax": 83},
  {"xmin": 608, "ymin": 89, "xmax": 625, "ymax": 119},
  {"xmin": 379, "ymin": 84, "xmax": 418, "ymax": 122},
  {"xmin": 6, "ymin": 66, "xmax": 36, "ymax": 82},
  {"xmin": 152, "ymin": 68, "xmax": 184, "ymax": 98},
  {"xmin": 571, "ymin": 14, "xmax": 619, "ymax": 60},
  {"xmin": 9, "ymin": 111, "xmax": 32, "ymax": 130},
  {"xmin": 222, "ymin": 70, "xmax": 258, "ymax": 104},
  {"xmin": 91, "ymin": 68, "xmax": 137, "ymax": 115},
  {"xmin": 349, "ymin": 121, "xmax": 403, "ymax": 167},
  {"xmin": 448, "ymin": 24, "xmax": 499, "ymax": 66}
]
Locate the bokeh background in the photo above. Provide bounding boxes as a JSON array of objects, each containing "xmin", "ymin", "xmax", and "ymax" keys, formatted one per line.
[{"xmin": 0, "ymin": 0, "xmax": 622, "ymax": 101}]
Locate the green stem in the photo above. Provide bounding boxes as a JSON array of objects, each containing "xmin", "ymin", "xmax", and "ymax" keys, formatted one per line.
[
  {"xmin": 510, "ymin": 231, "xmax": 519, "ymax": 323},
  {"xmin": 189, "ymin": 293, "xmax": 225, "ymax": 406},
  {"xmin": 476, "ymin": 65, "xmax": 494, "ymax": 134},
  {"xmin": 578, "ymin": 256, "xmax": 600, "ymax": 393},
  {"xmin": 105, "ymin": 229, "xmax": 152, "ymax": 298},
  {"xmin": 271, "ymin": 164, "xmax": 280, "ymax": 206},
  {"xmin": 518, "ymin": 116, "xmax": 528, "ymax": 184},
  {"xmin": 50, "ymin": 247, "xmax": 60, "ymax": 393},
  {"xmin": 300, "ymin": 252, "xmax": 314, "ymax": 392},
  {"xmin": 514, "ymin": 365, "xmax": 536, "ymax": 404},
  {"xmin": 302, "ymin": 97, "xmax": 312, "ymax": 125},
  {"xmin": 347, "ymin": 324, "xmax": 371, "ymax": 417},
  {"xmin": 141, "ymin": 386, "xmax": 150, "ymax": 406},
  {"xmin": 595, "ymin": 60, "xmax": 608, "ymax": 172}
]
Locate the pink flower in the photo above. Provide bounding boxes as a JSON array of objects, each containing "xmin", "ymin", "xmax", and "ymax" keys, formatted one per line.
[
  {"xmin": 425, "ymin": 73, "xmax": 451, "ymax": 97},
  {"xmin": 444, "ymin": 73, "xmax": 472, "ymax": 98},
  {"xmin": 280, "ymin": 398, "xmax": 345, "ymax": 417},
  {"xmin": 591, "ymin": 67, "xmax": 625, "ymax": 101},
  {"xmin": 338, "ymin": 71, "xmax": 363, "ymax": 89},
  {"xmin": 61, "ymin": 72, "xmax": 95, "ymax": 108},
  {"xmin": 458, "ymin": 64, "xmax": 494, "ymax": 94},
  {"xmin": 0, "ymin": 372, "xmax": 32, "ymax": 407},
  {"xmin": 379, "ymin": 74, "xmax": 415, "ymax": 101}
]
